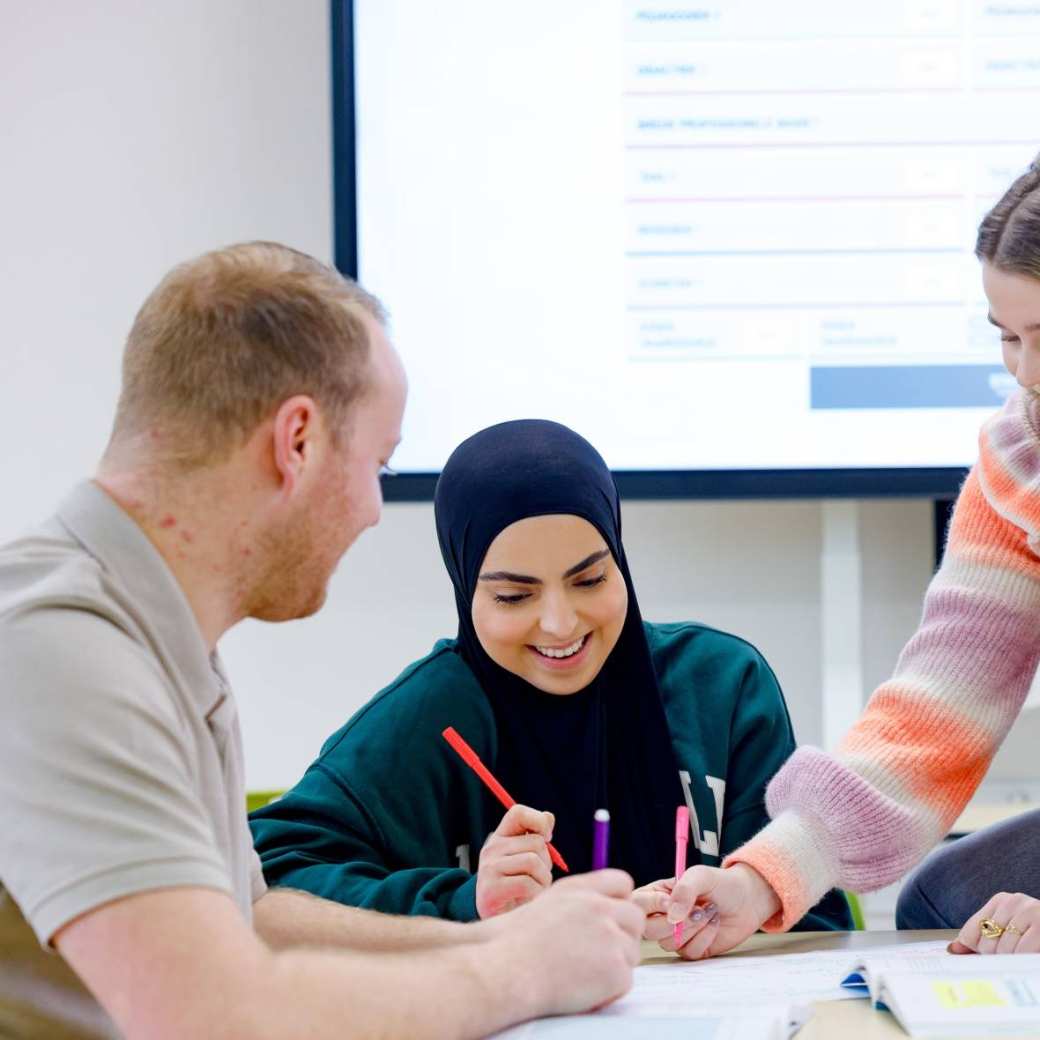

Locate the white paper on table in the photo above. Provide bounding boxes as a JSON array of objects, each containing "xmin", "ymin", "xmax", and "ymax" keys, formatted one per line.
[
  {"xmin": 607, "ymin": 939, "xmax": 951, "ymax": 1013},
  {"xmin": 491, "ymin": 1003, "xmax": 806, "ymax": 1040},
  {"xmin": 490, "ymin": 940, "xmax": 952, "ymax": 1035},
  {"xmin": 491, "ymin": 941, "xmax": 953, "ymax": 1039}
]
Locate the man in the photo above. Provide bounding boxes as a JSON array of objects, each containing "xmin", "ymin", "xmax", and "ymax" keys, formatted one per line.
[{"xmin": 0, "ymin": 243, "xmax": 643, "ymax": 1039}]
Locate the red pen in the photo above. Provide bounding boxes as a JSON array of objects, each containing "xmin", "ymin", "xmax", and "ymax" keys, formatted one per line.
[
  {"xmin": 674, "ymin": 806, "xmax": 690, "ymax": 946},
  {"xmin": 441, "ymin": 726, "xmax": 570, "ymax": 873}
]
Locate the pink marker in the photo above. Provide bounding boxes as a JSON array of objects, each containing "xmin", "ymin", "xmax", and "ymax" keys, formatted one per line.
[{"xmin": 674, "ymin": 806, "xmax": 690, "ymax": 946}]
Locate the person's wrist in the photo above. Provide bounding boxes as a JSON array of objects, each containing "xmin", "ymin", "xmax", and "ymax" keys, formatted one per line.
[
  {"xmin": 729, "ymin": 863, "xmax": 781, "ymax": 924},
  {"xmin": 469, "ymin": 927, "xmax": 544, "ymax": 1023}
]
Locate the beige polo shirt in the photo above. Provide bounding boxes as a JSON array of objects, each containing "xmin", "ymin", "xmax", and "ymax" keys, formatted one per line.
[{"xmin": 0, "ymin": 482, "xmax": 266, "ymax": 1038}]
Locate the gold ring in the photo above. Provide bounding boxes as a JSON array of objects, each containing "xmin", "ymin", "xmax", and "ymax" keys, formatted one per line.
[
  {"xmin": 1006, "ymin": 922, "xmax": 1024, "ymax": 937},
  {"xmin": 980, "ymin": 918, "xmax": 1005, "ymax": 939}
]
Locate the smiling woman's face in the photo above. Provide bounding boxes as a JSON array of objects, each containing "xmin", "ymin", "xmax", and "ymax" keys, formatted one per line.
[{"xmin": 470, "ymin": 514, "xmax": 629, "ymax": 695}]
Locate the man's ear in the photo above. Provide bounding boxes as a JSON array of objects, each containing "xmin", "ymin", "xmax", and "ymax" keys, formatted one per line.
[{"xmin": 271, "ymin": 395, "xmax": 319, "ymax": 496}]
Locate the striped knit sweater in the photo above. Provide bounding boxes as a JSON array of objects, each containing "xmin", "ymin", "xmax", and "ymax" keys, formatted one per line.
[{"xmin": 726, "ymin": 389, "xmax": 1040, "ymax": 931}]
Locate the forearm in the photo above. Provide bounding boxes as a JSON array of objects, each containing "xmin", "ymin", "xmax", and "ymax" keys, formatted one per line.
[
  {"xmin": 254, "ymin": 888, "xmax": 486, "ymax": 953},
  {"xmin": 245, "ymin": 941, "xmax": 533, "ymax": 1040},
  {"xmin": 833, "ymin": 500, "xmax": 1040, "ymax": 832},
  {"xmin": 728, "ymin": 468, "xmax": 1040, "ymax": 928},
  {"xmin": 60, "ymin": 875, "xmax": 640, "ymax": 1040}
]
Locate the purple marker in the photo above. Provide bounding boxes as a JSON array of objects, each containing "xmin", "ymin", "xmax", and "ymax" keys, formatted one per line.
[{"xmin": 592, "ymin": 808, "xmax": 610, "ymax": 870}]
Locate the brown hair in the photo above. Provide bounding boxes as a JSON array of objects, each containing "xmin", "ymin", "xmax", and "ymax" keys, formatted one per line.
[
  {"xmin": 107, "ymin": 241, "xmax": 386, "ymax": 468},
  {"xmin": 975, "ymin": 153, "xmax": 1040, "ymax": 278}
]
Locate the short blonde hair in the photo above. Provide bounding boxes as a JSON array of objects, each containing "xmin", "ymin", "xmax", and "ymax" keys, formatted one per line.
[{"xmin": 108, "ymin": 241, "xmax": 385, "ymax": 468}]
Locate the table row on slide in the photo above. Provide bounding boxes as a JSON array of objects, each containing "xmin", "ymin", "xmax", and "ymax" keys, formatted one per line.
[
  {"xmin": 627, "ymin": 37, "xmax": 1040, "ymax": 93},
  {"xmin": 624, "ymin": 1, "xmax": 1040, "ymax": 40}
]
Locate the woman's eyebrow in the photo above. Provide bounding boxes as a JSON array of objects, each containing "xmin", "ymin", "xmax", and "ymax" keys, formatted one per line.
[
  {"xmin": 478, "ymin": 549, "xmax": 610, "ymax": 585},
  {"xmin": 989, "ymin": 313, "xmax": 1040, "ymax": 333},
  {"xmin": 478, "ymin": 569, "xmax": 540, "ymax": 585},
  {"xmin": 562, "ymin": 548, "xmax": 610, "ymax": 578}
]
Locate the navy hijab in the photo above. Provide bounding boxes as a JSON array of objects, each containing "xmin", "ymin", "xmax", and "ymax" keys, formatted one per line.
[{"xmin": 434, "ymin": 420, "xmax": 687, "ymax": 883}]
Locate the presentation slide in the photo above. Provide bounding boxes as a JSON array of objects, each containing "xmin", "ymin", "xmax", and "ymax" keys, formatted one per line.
[{"xmin": 351, "ymin": 1, "xmax": 1040, "ymax": 473}]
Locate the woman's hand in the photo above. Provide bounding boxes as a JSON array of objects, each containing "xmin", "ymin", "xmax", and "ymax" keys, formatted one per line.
[
  {"xmin": 475, "ymin": 804, "xmax": 555, "ymax": 919},
  {"xmin": 632, "ymin": 876, "xmax": 719, "ymax": 958},
  {"xmin": 662, "ymin": 863, "xmax": 781, "ymax": 959},
  {"xmin": 949, "ymin": 892, "xmax": 1040, "ymax": 954}
]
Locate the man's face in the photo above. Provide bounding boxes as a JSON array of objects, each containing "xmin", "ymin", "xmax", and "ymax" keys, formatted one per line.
[{"xmin": 249, "ymin": 320, "xmax": 407, "ymax": 622}]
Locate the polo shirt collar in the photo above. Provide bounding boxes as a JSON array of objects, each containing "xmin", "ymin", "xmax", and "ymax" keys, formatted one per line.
[{"xmin": 56, "ymin": 480, "xmax": 226, "ymax": 718}]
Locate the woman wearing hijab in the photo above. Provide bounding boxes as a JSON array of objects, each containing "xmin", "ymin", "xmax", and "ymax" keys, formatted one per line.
[{"xmin": 250, "ymin": 421, "xmax": 851, "ymax": 949}]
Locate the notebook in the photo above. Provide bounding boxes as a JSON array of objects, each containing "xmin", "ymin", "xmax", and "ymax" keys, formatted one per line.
[{"xmin": 842, "ymin": 951, "xmax": 1040, "ymax": 1037}]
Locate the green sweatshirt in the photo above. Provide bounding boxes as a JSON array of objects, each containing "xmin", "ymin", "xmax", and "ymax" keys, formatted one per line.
[{"xmin": 250, "ymin": 621, "xmax": 852, "ymax": 930}]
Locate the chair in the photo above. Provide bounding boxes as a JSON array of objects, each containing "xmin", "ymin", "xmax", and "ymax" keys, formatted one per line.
[
  {"xmin": 844, "ymin": 891, "xmax": 865, "ymax": 930},
  {"xmin": 245, "ymin": 789, "xmax": 284, "ymax": 813}
]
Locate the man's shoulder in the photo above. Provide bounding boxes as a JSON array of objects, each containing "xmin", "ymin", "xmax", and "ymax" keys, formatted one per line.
[
  {"xmin": 0, "ymin": 516, "xmax": 118, "ymax": 623},
  {"xmin": 0, "ymin": 521, "xmax": 174, "ymax": 722}
]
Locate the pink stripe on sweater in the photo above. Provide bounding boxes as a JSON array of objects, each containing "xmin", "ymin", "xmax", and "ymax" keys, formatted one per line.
[
  {"xmin": 893, "ymin": 589, "xmax": 1040, "ymax": 707},
  {"xmin": 762, "ymin": 747, "xmax": 934, "ymax": 893}
]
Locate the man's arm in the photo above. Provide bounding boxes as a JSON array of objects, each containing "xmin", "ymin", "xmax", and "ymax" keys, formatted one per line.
[
  {"xmin": 57, "ymin": 873, "xmax": 643, "ymax": 1040},
  {"xmin": 254, "ymin": 805, "xmax": 557, "ymax": 951},
  {"xmin": 253, "ymin": 887, "xmax": 479, "ymax": 952}
]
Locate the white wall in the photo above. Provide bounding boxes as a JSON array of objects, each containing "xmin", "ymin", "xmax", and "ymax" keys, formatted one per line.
[
  {"xmin": 2, "ymin": 1, "xmax": 1035, "ymax": 797},
  {"xmin": 1, "ymin": 0, "xmax": 332, "ymax": 509}
]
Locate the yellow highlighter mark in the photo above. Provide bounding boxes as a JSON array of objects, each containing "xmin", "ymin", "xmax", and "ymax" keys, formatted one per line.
[{"xmin": 933, "ymin": 980, "xmax": 1007, "ymax": 1009}]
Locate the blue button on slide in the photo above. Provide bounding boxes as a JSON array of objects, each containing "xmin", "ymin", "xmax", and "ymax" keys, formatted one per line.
[{"xmin": 810, "ymin": 365, "xmax": 1013, "ymax": 410}]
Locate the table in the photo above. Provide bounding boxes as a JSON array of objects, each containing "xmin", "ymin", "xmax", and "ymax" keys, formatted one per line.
[{"xmin": 639, "ymin": 930, "xmax": 1040, "ymax": 1039}]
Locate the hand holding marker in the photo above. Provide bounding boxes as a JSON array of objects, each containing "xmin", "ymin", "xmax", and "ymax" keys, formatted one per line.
[
  {"xmin": 444, "ymin": 727, "xmax": 705, "ymax": 948},
  {"xmin": 592, "ymin": 809, "xmax": 610, "ymax": 870},
  {"xmin": 442, "ymin": 726, "xmax": 569, "ymax": 873},
  {"xmin": 674, "ymin": 806, "xmax": 689, "ymax": 945}
]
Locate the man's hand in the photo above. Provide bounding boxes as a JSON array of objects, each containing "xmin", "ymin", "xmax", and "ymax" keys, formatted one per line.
[
  {"xmin": 476, "ymin": 804, "xmax": 554, "ymax": 919},
  {"xmin": 487, "ymin": 869, "xmax": 643, "ymax": 1016},
  {"xmin": 950, "ymin": 892, "xmax": 1040, "ymax": 955},
  {"xmin": 664, "ymin": 863, "xmax": 780, "ymax": 959}
]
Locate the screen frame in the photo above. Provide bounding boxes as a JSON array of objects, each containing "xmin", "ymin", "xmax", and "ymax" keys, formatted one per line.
[{"xmin": 331, "ymin": 0, "xmax": 971, "ymax": 502}]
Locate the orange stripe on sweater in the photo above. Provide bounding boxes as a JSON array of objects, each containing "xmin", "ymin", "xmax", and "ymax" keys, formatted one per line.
[
  {"xmin": 839, "ymin": 685, "xmax": 992, "ymax": 824},
  {"xmin": 723, "ymin": 842, "xmax": 813, "ymax": 933},
  {"xmin": 945, "ymin": 468, "xmax": 1040, "ymax": 578},
  {"xmin": 978, "ymin": 429, "xmax": 1040, "ymax": 541}
]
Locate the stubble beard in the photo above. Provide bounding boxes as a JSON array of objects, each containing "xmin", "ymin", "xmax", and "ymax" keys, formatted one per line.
[{"xmin": 243, "ymin": 513, "xmax": 331, "ymax": 623}]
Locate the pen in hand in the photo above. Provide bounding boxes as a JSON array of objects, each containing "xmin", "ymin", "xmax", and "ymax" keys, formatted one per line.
[
  {"xmin": 674, "ymin": 806, "xmax": 689, "ymax": 946},
  {"xmin": 592, "ymin": 809, "xmax": 610, "ymax": 870},
  {"xmin": 442, "ymin": 726, "xmax": 570, "ymax": 873}
]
